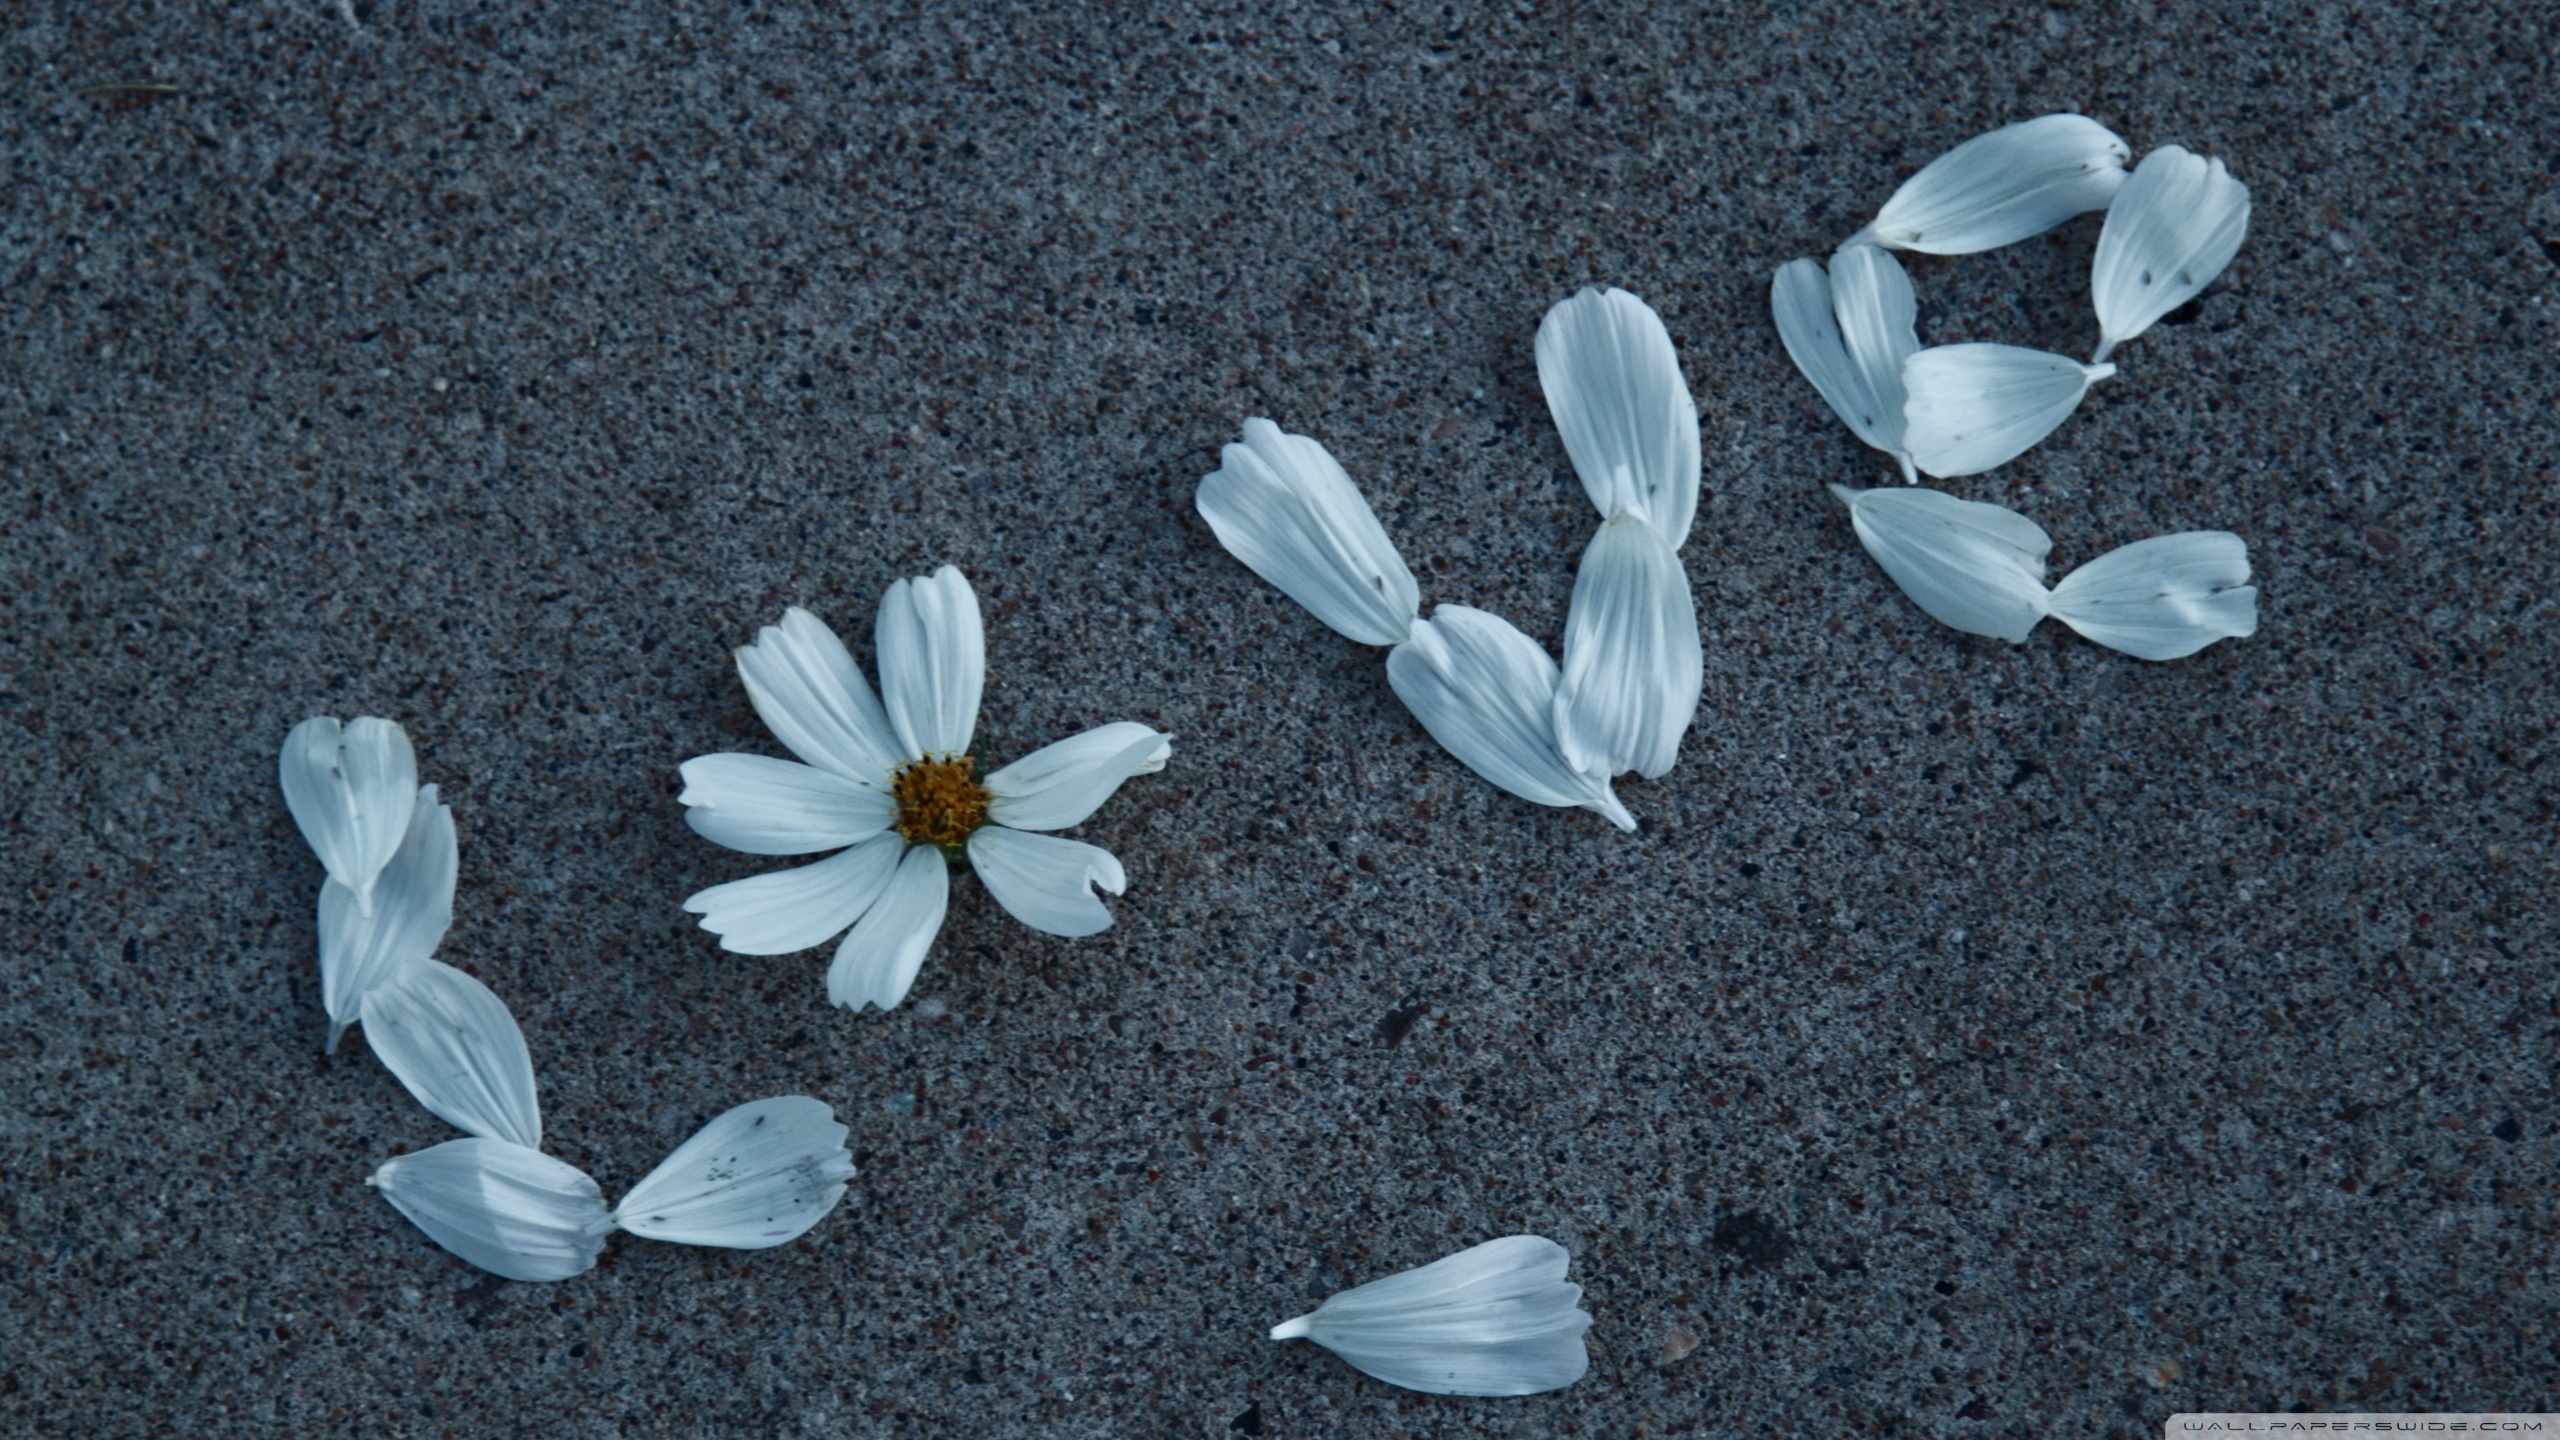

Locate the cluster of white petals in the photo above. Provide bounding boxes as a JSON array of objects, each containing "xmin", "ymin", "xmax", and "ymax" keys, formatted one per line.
[
  {"xmin": 678, "ymin": 567, "xmax": 1169, "ymax": 1011},
  {"xmin": 1199, "ymin": 288, "xmax": 1704, "ymax": 829},
  {"xmin": 1269, "ymin": 1235, "xmax": 1594, "ymax": 1396}
]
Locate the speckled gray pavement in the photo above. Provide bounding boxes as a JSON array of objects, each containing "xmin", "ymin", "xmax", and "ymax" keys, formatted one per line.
[{"xmin": 5, "ymin": 3, "xmax": 2556, "ymax": 1436}]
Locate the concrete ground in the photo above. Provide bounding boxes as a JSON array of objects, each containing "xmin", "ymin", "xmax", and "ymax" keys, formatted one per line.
[{"xmin": 4, "ymin": 2, "xmax": 2555, "ymax": 1435}]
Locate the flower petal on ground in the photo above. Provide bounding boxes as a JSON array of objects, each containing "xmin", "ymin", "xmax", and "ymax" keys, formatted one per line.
[
  {"xmin": 1848, "ymin": 113, "xmax": 2131, "ymax": 255},
  {"xmin": 1903, "ymin": 344, "xmax": 2115, "ymax": 478},
  {"xmin": 683, "ymin": 831, "xmax": 907, "ymax": 955},
  {"xmin": 966, "ymin": 826, "xmax": 1126, "ymax": 938},
  {"xmin": 366, "ymin": 1138, "xmax": 611, "ymax": 1283},
  {"xmin": 1268, "ymin": 1235, "xmax": 1593, "ymax": 1397},
  {"xmin": 319, "ymin": 784, "xmax": 456, "ymax": 1053},
  {"xmin": 610, "ymin": 1097, "xmax": 857, "ymax": 1250},
  {"xmin": 360, "ymin": 959, "xmax": 542, "ymax": 1150},
  {"xmin": 1771, "ymin": 253, "xmax": 1920, "ymax": 480},
  {"xmin": 1196, "ymin": 418, "xmax": 1420, "ymax": 646},
  {"xmin": 2047, "ymin": 531, "xmax": 2259, "ymax": 660},
  {"xmin": 735, "ymin": 607, "xmax": 905, "ymax": 784},
  {"xmin": 984, "ymin": 723, "xmax": 1172, "ymax": 832},
  {"xmin": 1535, "ymin": 287, "xmax": 1702, "ymax": 547},
  {"xmin": 1554, "ymin": 512, "xmax": 1704, "ymax": 781},
  {"xmin": 2091, "ymin": 144, "xmax": 2251, "ymax": 361},
  {"xmin": 1385, "ymin": 605, "xmax": 1635, "ymax": 830},
  {"xmin": 1832, "ymin": 484, "xmax": 2053, "ymax": 642},
  {"xmin": 876, "ymin": 564, "xmax": 985, "ymax": 761},
  {"xmin": 280, "ymin": 715, "xmax": 419, "ymax": 914},
  {"xmin": 677, "ymin": 753, "xmax": 896, "ymax": 856},
  {"xmin": 825, "ymin": 844, "xmax": 948, "ymax": 1011}
]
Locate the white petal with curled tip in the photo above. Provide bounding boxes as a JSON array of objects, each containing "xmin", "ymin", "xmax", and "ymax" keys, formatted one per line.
[
  {"xmin": 984, "ymin": 723, "xmax": 1172, "ymax": 832},
  {"xmin": 1554, "ymin": 512, "xmax": 1704, "ymax": 781},
  {"xmin": 1849, "ymin": 113, "xmax": 2130, "ymax": 255},
  {"xmin": 2091, "ymin": 145, "xmax": 2251, "ymax": 360},
  {"xmin": 360, "ymin": 959, "xmax": 541, "ymax": 1149},
  {"xmin": 966, "ymin": 826, "xmax": 1126, "ymax": 938},
  {"xmin": 611, "ymin": 1097, "xmax": 857, "ymax": 1249},
  {"xmin": 319, "ymin": 784, "xmax": 456, "ymax": 1053},
  {"xmin": 280, "ymin": 716, "xmax": 419, "ymax": 914},
  {"xmin": 2047, "ymin": 531, "xmax": 2259, "ymax": 661},
  {"xmin": 1195, "ymin": 419, "xmax": 1420, "ymax": 647},
  {"xmin": 1535, "ymin": 287, "xmax": 1701, "ymax": 547},
  {"xmin": 1268, "ymin": 1235, "xmax": 1593, "ymax": 1397},
  {"xmin": 1903, "ymin": 345, "xmax": 2115, "ymax": 478},
  {"xmin": 1771, "ymin": 256, "xmax": 1919, "ymax": 480},
  {"xmin": 366, "ymin": 1138, "xmax": 610, "ymax": 1283},
  {"xmin": 875, "ymin": 565, "xmax": 985, "ymax": 760},
  {"xmin": 1384, "ymin": 606, "xmax": 1634, "ymax": 831},
  {"xmin": 1832, "ymin": 485, "xmax": 2053, "ymax": 643},
  {"xmin": 677, "ymin": 753, "xmax": 896, "ymax": 856},
  {"xmin": 682, "ymin": 831, "xmax": 906, "ymax": 956},
  {"xmin": 826, "ymin": 844, "xmax": 948, "ymax": 1011},
  {"xmin": 734, "ymin": 607, "xmax": 905, "ymax": 785}
]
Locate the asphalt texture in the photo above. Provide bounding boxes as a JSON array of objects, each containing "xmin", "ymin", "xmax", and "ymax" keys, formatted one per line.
[{"xmin": 5, "ymin": 3, "xmax": 2557, "ymax": 1436}]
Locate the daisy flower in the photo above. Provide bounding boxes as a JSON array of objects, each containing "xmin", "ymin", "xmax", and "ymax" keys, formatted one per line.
[{"xmin": 676, "ymin": 567, "xmax": 1170, "ymax": 1012}]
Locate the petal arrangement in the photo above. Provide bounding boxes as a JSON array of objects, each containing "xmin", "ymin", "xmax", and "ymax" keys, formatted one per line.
[
  {"xmin": 676, "ymin": 566, "xmax": 1170, "ymax": 1012},
  {"xmin": 1773, "ymin": 114, "xmax": 2260, "ymax": 660}
]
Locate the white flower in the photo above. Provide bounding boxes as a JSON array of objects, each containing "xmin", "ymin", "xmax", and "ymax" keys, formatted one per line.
[
  {"xmin": 1771, "ymin": 247, "xmax": 1922, "ymax": 483},
  {"xmin": 1831, "ymin": 484, "xmax": 2053, "ymax": 643},
  {"xmin": 1534, "ymin": 286, "xmax": 1701, "ymax": 547},
  {"xmin": 316, "ymin": 782, "xmax": 455, "ymax": 1053},
  {"xmin": 1269, "ymin": 1235, "xmax": 1593, "ymax": 1397},
  {"xmin": 360, "ymin": 959, "xmax": 541, "ymax": 1149},
  {"xmin": 2048, "ymin": 531, "xmax": 2259, "ymax": 660},
  {"xmin": 2091, "ymin": 144, "xmax": 2252, "ymax": 362},
  {"xmin": 1385, "ymin": 606, "xmax": 1635, "ymax": 831},
  {"xmin": 280, "ymin": 715, "xmax": 418, "ymax": 914},
  {"xmin": 1901, "ymin": 344, "xmax": 2115, "ymax": 478},
  {"xmin": 1846, "ymin": 114, "xmax": 2131, "ymax": 255},
  {"xmin": 678, "ymin": 573, "xmax": 1169, "ymax": 1012}
]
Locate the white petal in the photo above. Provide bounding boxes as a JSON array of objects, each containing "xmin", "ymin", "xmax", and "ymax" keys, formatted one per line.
[
  {"xmin": 826, "ymin": 844, "xmax": 947, "ymax": 1011},
  {"xmin": 1534, "ymin": 287, "xmax": 1702, "ymax": 547},
  {"xmin": 1849, "ymin": 113, "xmax": 2130, "ymax": 255},
  {"xmin": 677, "ymin": 753, "xmax": 896, "ymax": 856},
  {"xmin": 984, "ymin": 723, "xmax": 1172, "ymax": 832},
  {"xmin": 1195, "ymin": 418, "xmax": 1420, "ymax": 647},
  {"xmin": 280, "ymin": 716, "xmax": 419, "ymax": 914},
  {"xmin": 875, "ymin": 564, "xmax": 984, "ymax": 760},
  {"xmin": 1832, "ymin": 484, "xmax": 2053, "ymax": 643},
  {"xmin": 610, "ymin": 1097, "xmax": 857, "ymax": 1249},
  {"xmin": 366, "ymin": 1138, "xmax": 611, "ymax": 1283},
  {"xmin": 682, "ymin": 832, "xmax": 907, "ymax": 956},
  {"xmin": 734, "ymin": 607, "xmax": 905, "ymax": 784},
  {"xmin": 1384, "ymin": 606, "xmax": 1634, "ymax": 831},
  {"xmin": 1269, "ymin": 1235, "xmax": 1593, "ymax": 1398},
  {"xmin": 1553, "ymin": 512, "xmax": 1704, "ymax": 781},
  {"xmin": 359, "ymin": 959, "xmax": 542, "ymax": 1150},
  {"xmin": 318, "ymin": 784, "xmax": 455, "ymax": 1053},
  {"xmin": 2091, "ymin": 145, "xmax": 2252, "ymax": 360},
  {"xmin": 2047, "ymin": 531, "xmax": 2259, "ymax": 661},
  {"xmin": 966, "ymin": 825, "xmax": 1126, "ymax": 939},
  {"xmin": 1903, "ymin": 344, "xmax": 2115, "ymax": 478},
  {"xmin": 1770, "ymin": 254, "xmax": 1920, "ymax": 480}
]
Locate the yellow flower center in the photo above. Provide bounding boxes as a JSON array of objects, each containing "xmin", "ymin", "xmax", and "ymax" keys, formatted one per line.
[{"xmin": 891, "ymin": 756, "xmax": 991, "ymax": 851}]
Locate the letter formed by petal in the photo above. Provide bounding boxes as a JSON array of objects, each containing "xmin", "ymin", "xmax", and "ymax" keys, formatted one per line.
[
  {"xmin": 876, "ymin": 564, "xmax": 986, "ymax": 761},
  {"xmin": 611, "ymin": 1097, "xmax": 857, "ymax": 1250},
  {"xmin": 1902, "ymin": 344, "xmax": 2115, "ymax": 479},
  {"xmin": 1535, "ymin": 287, "xmax": 1702, "ymax": 547},
  {"xmin": 318, "ymin": 784, "xmax": 456, "ymax": 1053},
  {"xmin": 965, "ymin": 825, "xmax": 1127, "ymax": 938},
  {"xmin": 2090, "ymin": 144, "xmax": 2251, "ymax": 362},
  {"xmin": 280, "ymin": 716, "xmax": 419, "ymax": 915},
  {"xmin": 984, "ymin": 723, "xmax": 1172, "ymax": 832},
  {"xmin": 1385, "ymin": 606, "xmax": 1634, "ymax": 831},
  {"xmin": 734, "ymin": 606, "xmax": 908, "ymax": 784},
  {"xmin": 1771, "ymin": 251, "xmax": 1921, "ymax": 483},
  {"xmin": 1554, "ymin": 512, "xmax": 1704, "ymax": 781},
  {"xmin": 2047, "ymin": 531, "xmax": 2259, "ymax": 661},
  {"xmin": 366, "ymin": 1138, "xmax": 612, "ymax": 1282},
  {"xmin": 360, "ymin": 959, "xmax": 542, "ymax": 1150},
  {"xmin": 1847, "ymin": 113, "xmax": 2131, "ymax": 255},
  {"xmin": 1832, "ymin": 485, "xmax": 2053, "ymax": 643},
  {"xmin": 1195, "ymin": 419, "xmax": 1421, "ymax": 647},
  {"xmin": 1268, "ymin": 1235, "xmax": 1593, "ymax": 1397}
]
